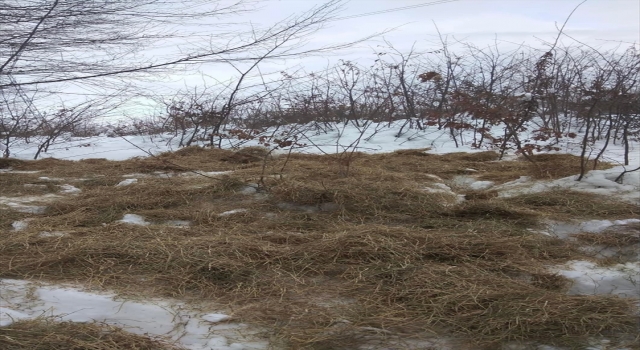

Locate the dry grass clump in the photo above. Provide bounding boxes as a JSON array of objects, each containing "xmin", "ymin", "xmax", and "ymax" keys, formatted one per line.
[
  {"xmin": 0, "ymin": 319, "xmax": 181, "ymax": 350},
  {"xmin": 573, "ymin": 228, "xmax": 640, "ymax": 248},
  {"xmin": 445, "ymin": 150, "xmax": 500, "ymax": 162},
  {"xmin": 41, "ymin": 175, "xmax": 247, "ymax": 227},
  {"xmin": 0, "ymin": 157, "xmax": 23, "ymax": 168},
  {"xmin": 220, "ymin": 146, "xmax": 271, "ymax": 164},
  {"xmin": 504, "ymin": 190, "xmax": 639, "ymax": 219},
  {"xmin": 443, "ymin": 201, "xmax": 538, "ymax": 227},
  {"xmin": 267, "ymin": 176, "xmax": 452, "ymax": 221},
  {"xmin": 526, "ymin": 153, "xmax": 613, "ymax": 179},
  {"xmin": 0, "ymin": 173, "xmax": 58, "ymax": 196},
  {"xmin": 572, "ymin": 223, "xmax": 640, "ymax": 263}
]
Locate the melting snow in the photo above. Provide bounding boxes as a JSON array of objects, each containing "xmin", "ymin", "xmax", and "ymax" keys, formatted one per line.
[
  {"xmin": 219, "ymin": 209, "xmax": 248, "ymax": 217},
  {"xmin": 165, "ymin": 220, "xmax": 191, "ymax": 227},
  {"xmin": 38, "ymin": 176, "xmax": 66, "ymax": 182},
  {"xmin": 545, "ymin": 218, "xmax": 640, "ymax": 239},
  {"xmin": 119, "ymin": 214, "xmax": 150, "ymax": 226},
  {"xmin": 552, "ymin": 261, "xmax": 640, "ymax": 298},
  {"xmin": 11, "ymin": 220, "xmax": 29, "ymax": 231},
  {"xmin": 0, "ymin": 279, "xmax": 267, "ymax": 349},
  {"xmin": 497, "ymin": 167, "xmax": 640, "ymax": 204},
  {"xmin": 116, "ymin": 178, "xmax": 138, "ymax": 187},
  {"xmin": 0, "ymin": 169, "xmax": 40, "ymax": 174},
  {"xmin": 202, "ymin": 313, "xmax": 232, "ymax": 323},
  {"xmin": 59, "ymin": 184, "xmax": 81, "ymax": 194},
  {"xmin": 452, "ymin": 175, "xmax": 494, "ymax": 190},
  {"xmin": 39, "ymin": 231, "xmax": 69, "ymax": 238}
]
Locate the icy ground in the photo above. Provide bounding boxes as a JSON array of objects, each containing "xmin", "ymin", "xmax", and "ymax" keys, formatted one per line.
[
  {"xmin": 1, "ymin": 122, "xmax": 639, "ymax": 349},
  {"xmin": 0, "ymin": 279, "xmax": 266, "ymax": 350}
]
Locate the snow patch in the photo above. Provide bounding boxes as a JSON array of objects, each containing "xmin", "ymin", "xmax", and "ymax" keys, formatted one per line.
[
  {"xmin": 38, "ymin": 176, "xmax": 65, "ymax": 182},
  {"xmin": 552, "ymin": 261, "xmax": 639, "ymax": 298},
  {"xmin": 23, "ymin": 184, "xmax": 48, "ymax": 189},
  {"xmin": 452, "ymin": 175, "xmax": 494, "ymax": 190},
  {"xmin": 165, "ymin": 220, "xmax": 191, "ymax": 227},
  {"xmin": 39, "ymin": 231, "xmax": 68, "ymax": 238},
  {"xmin": 202, "ymin": 313, "xmax": 232, "ymax": 323},
  {"xmin": 119, "ymin": 214, "xmax": 150, "ymax": 226},
  {"xmin": 11, "ymin": 220, "xmax": 30, "ymax": 231},
  {"xmin": 59, "ymin": 184, "xmax": 82, "ymax": 194},
  {"xmin": 116, "ymin": 178, "xmax": 138, "ymax": 187},
  {"xmin": 1, "ymin": 192, "xmax": 71, "ymax": 213},
  {"xmin": 0, "ymin": 307, "xmax": 30, "ymax": 326},
  {"xmin": 497, "ymin": 167, "xmax": 640, "ymax": 204},
  {"xmin": 219, "ymin": 209, "xmax": 248, "ymax": 217},
  {"xmin": 0, "ymin": 279, "xmax": 267, "ymax": 349},
  {"xmin": 0, "ymin": 169, "xmax": 40, "ymax": 174}
]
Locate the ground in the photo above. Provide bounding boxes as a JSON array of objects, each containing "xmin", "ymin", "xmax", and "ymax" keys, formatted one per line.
[{"xmin": 0, "ymin": 132, "xmax": 639, "ymax": 349}]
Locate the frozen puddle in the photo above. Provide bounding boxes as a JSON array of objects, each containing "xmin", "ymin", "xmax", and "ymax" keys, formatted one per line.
[
  {"xmin": 552, "ymin": 261, "xmax": 639, "ymax": 298},
  {"xmin": 0, "ymin": 279, "xmax": 267, "ymax": 350}
]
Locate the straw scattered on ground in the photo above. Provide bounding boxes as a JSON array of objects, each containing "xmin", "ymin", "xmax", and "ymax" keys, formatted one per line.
[
  {"xmin": 0, "ymin": 148, "xmax": 638, "ymax": 349},
  {"xmin": 0, "ymin": 319, "xmax": 181, "ymax": 350}
]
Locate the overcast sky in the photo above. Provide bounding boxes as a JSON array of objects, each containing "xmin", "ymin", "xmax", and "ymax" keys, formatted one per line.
[
  {"xmin": 65, "ymin": 0, "xmax": 640, "ymax": 119},
  {"xmin": 261, "ymin": 0, "xmax": 638, "ymax": 50},
  {"xmin": 170, "ymin": 0, "xmax": 639, "ymax": 85}
]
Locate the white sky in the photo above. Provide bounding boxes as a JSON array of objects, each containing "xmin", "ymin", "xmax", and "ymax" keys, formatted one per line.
[
  {"xmin": 57, "ymin": 0, "xmax": 640, "ymax": 119},
  {"xmin": 263, "ymin": 0, "xmax": 638, "ymax": 49}
]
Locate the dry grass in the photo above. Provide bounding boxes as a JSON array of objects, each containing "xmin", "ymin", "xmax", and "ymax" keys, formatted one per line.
[
  {"xmin": 525, "ymin": 153, "xmax": 614, "ymax": 179},
  {"xmin": 0, "ymin": 319, "xmax": 181, "ymax": 350},
  {"xmin": 504, "ymin": 190, "xmax": 639, "ymax": 220},
  {"xmin": 0, "ymin": 148, "xmax": 638, "ymax": 349}
]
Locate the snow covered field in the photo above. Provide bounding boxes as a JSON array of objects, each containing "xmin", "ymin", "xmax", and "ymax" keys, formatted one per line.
[{"xmin": 1, "ymin": 123, "xmax": 639, "ymax": 349}]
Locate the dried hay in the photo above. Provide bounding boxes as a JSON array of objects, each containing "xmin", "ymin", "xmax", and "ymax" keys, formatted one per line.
[
  {"xmin": 504, "ymin": 190, "xmax": 639, "ymax": 220},
  {"xmin": 444, "ymin": 151, "xmax": 500, "ymax": 162},
  {"xmin": 0, "ymin": 148, "xmax": 638, "ymax": 349},
  {"xmin": 248, "ymin": 156, "xmax": 465, "ymax": 224},
  {"xmin": 526, "ymin": 153, "xmax": 614, "ymax": 179},
  {"xmin": 42, "ymin": 175, "xmax": 247, "ymax": 227},
  {"xmin": 0, "ymin": 319, "xmax": 181, "ymax": 350},
  {"xmin": 220, "ymin": 146, "xmax": 270, "ymax": 164},
  {"xmin": 0, "ymin": 173, "xmax": 58, "ymax": 196},
  {"xmin": 1, "ymin": 222, "xmax": 635, "ymax": 349},
  {"xmin": 444, "ymin": 201, "xmax": 539, "ymax": 227},
  {"xmin": 0, "ymin": 157, "xmax": 22, "ymax": 169}
]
